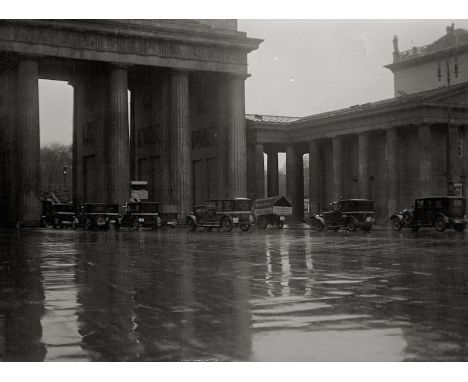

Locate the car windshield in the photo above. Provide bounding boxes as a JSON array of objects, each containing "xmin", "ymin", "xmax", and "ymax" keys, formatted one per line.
[{"xmin": 236, "ymin": 200, "xmax": 251, "ymax": 211}]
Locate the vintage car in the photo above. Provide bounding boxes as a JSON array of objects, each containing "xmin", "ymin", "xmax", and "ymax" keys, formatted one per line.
[
  {"xmin": 117, "ymin": 202, "xmax": 162, "ymax": 230},
  {"xmin": 186, "ymin": 198, "xmax": 254, "ymax": 232},
  {"xmin": 310, "ymin": 199, "xmax": 375, "ymax": 232},
  {"xmin": 390, "ymin": 196, "xmax": 467, "ymax": 232},
  {"xmin": 41, "ymin": 201, "xmax": 78, "ymax": 229},
  {"xmin": 254, "ymin": 196, "xmax": 293, "ymax": 229},
  {"xmin": 79, "ymin": 203, "xmax": 120, "ymax": 230}
]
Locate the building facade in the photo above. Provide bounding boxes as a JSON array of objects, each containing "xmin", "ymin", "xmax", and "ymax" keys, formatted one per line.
[
  {"xmin": 0, "ymin": 20, "xmax": 261, "ymax": 226},
  {"xmin": 246, "ymin": 25, "xmax": 468, "ymax": 222}
]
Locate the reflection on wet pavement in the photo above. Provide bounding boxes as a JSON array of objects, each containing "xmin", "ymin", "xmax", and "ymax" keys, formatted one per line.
[{"xmin": 1, "ymin": 228, "xmax": 468, "ymax": 361}]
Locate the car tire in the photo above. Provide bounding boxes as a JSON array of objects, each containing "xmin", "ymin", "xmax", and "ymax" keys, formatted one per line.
[
  {"xmin": 257, "ymin": 216, "xmax": 268, "ymax": 229},
  {"xmin": 133, "ymin": 219, "xmax": 140, "ymax": 231},
  {"xmin": 402, "ymin": 211, "xmax": 413, "ymax": 225},
  {"xmin": 186, "ymin": 217, "xmax": 196, "ymax": 231},
  {"xmin": 221, "ymin": 217, "xmax": 233, "ymax": 232},
  {"xmin": 392, "ymin": 217, "xmax": 403, "ymax": 231},
  {"xmin": 411, "ymin": 226, "xmax": 420, "ymax": 232},
  {"xmin": 311, "ymin": 219, "xmax": 324, "ymax": 232},
  {"xmin": 434, "ymin": 216, "xmax": 446, "ymax": 232},
  {"xmin": 240, "ymin": 223, "xmax": 250, "ymax": 231},
  {"xmin": 346, "ymin": 220, "xmax": 357, "ymax": 232},
  {"xmin": 361, "ymin": 224, "xmax": 372, "ymax": 232},
  {"xmin": 454, "ymin": 223, "xmax": 465, "ymax": 232}
]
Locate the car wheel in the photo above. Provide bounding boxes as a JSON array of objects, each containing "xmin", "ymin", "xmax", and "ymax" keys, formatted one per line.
[
  {"xmin": 276, "ymin": 218, "xmax": 284, "ymax": 229},
  {"xmin": 346, "ymin": 220, "xmax": 357, "ymax": 232},
  {"xmin": 434, "ymin": 216, "xmax": 446, "ymax": 232},
  {"xmin": 221, "ymin": 217, "xmax": 233, "ymax": 232},
  {"xmin": 392, "ymin": 217, "xmax": 403, "ymax": 231},
  {"xmin": 240, "ymin": 223, "xmax": 250, "ymax": 231},
  {"xmin": 311, "ymin": 219, "xmax": 324, "ymax": 231},
  {"xmin": 402, "ymin": 211, "xmax": 413, "ymax": 225},
  {"xmin": 454, "ymin": 223, "xmax": 465, "ymax": 232},
  {"xmin": 186, "ymin": 217, "xmax": 196, "ymax": 231},
  {"xmin": 133, "ymin": 218, "xmax": 140, "ymax": 231},
  {"xmin": 361, "ymin": 224, "xmax": 372, "ymax": 232},
  {"xmin": 411, "ymin": 226, "xmax": 420, "ymax": 232},
  {"xmin": 257, "ymin": 216, "xmax": 268, "ymax": 229}
]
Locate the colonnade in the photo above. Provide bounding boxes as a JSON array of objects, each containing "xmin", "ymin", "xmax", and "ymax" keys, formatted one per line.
[
  {"xmin": 250, "ymin": 124, "xmax": 466, "ymax": 222},
  {"xmin": 0, "ymin": 56, "xmax": 248, "ymax": 226}
]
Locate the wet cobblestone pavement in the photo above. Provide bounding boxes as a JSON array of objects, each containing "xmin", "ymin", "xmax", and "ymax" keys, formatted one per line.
[{"xmin": 1, "ymin": 227, "xmax": 468, "ymax": 361}]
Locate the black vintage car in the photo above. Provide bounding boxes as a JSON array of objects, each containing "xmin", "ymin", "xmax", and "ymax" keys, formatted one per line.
[
  {"xmin": 310, "ymin": 199, "xmax": 375, "ymax": 232},
  {"xmin": 391, "ymin": 196, "xmax": 467, "ymax": 232},
  {"xmin": 186, "ymin": 198, "xmax": 254, "ymax": 232},
  {"xmin": 79, "ymin": 203, "xmax": 120, "ymax": 230},
  {"xmin": 117, "ymin": 202, "xmax": 161, "ymax": 230},
  {"xmin": 41, "ymin": 201, "xmax": 78, "ymax": 229}
]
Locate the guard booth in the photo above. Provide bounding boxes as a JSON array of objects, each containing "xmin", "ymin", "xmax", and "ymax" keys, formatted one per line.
[{"xmin": 254, "ymin": 196, "xmax": 293, "ymax": 229}]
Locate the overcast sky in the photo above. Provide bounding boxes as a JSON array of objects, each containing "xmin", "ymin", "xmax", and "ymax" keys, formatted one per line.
[{"xmin": 38, "ymin": 19, "xmax": 468, "ymax": 146}]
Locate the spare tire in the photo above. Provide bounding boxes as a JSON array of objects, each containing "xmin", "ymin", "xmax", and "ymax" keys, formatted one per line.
[{"xmin": 402, "ymin": 210, "xmax": 413, "ymax": 225}]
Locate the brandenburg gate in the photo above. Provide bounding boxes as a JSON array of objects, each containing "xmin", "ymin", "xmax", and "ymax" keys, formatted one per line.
[{"xmin": 0, "ymin": 20, "xmax": 261, "ymax": 226}]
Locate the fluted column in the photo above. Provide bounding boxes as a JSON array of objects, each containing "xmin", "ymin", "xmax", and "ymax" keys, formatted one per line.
[
  {"xmin": 418, "ymin": 124, "xmax": 432, "ymax": 196},
  {"xmin": 358, "ymin": 132, "xmax": 369, "ymax": 199},
  {"xmin": 217, "ymin": 79, "xmax": 228, "ymax": 198},
  {"xmin": 267, "ymin": 150, "xmax": 279, "ymax": 196},
  {"xmin": 108, "ymin": 65, "xmax": 130, "ymax": 209},
  {"xmin": 332, "ymin": 136, "xmax": 343, "ymax": 200},
  {"xmin": 227, "ymin": 75, "xmax": 247, "ymax": 198},
  {"xmin": 448, "ymin": 124, "xmax": 460, "ymax": 187},
  {"xmin": 386, "ymin": 128, "xmax": 399, "ymax": 216},
  {"xmin": 161, "ymin": 74, "xmax": 172, "ymax": 205},
  {"xmin": 255, "ymin": 144, "xmax": 265, "ymax": 199},
  {"xmin": 16, "ymin": 58, "xmax": 40, "ymax": 225},
  {"xmin": 171, "ymin": 70, "xmax": 191, "ymax": 220},
  {"xmin": 286, "ymin": 144, "xmax": 303, "ymax": 219},
  {"xmin": 308, "ymin": 140, "xmax": 321, "ymax": 214}
]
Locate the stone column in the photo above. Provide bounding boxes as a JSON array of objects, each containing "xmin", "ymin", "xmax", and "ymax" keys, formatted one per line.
[
  {"xmin": 217, "ymin": 79, "xmax": 228, "ymax": 198},
  {"xmin": 171, "ymin": 70, "xmax": 191, "ymax": 220},
  {"xmin": 255, "ymin": 144, "xmax": 265, "ymax": 199},
  {"xmin": 386, "ymin": 128, "xmax": 399, "ymax": 216},
  {"xmin": 108, "ymin": 65, "xmax": 130, "ymax": 209},
  {"xmin": 227, "ymin": 75, "xmax": 247, "ymax": 198},
  {"xmin": 267, "ymin": 150, "xmax": 279, "ymax": 196},
  {"xmin": 358, "ymin": 132, "xmax": 369, "ymax": 199},
  {"xmin": 160, "ymin": 73, "xmax": 172, "ymax": 205},
  {"xmin": 448, "ymin": 124, "xmax": 460, "ymax": 187},
  {"xmin": 332, "ymin": 136, "xmax": 343, "ymax": 200},
  {"xmin": 286, "ymin": 144, "xmax": 303, "ymax": 219},
  {"xmin": 16, "ymin": 58, "xmax": 40, "ymax": 226},
  {"xmin": 418, "ymin": 124, "xmax": 433, "ymax": 197},
  {"xmin": 308, "ymin": 140, "xmax": 321, "ymax": 214}
]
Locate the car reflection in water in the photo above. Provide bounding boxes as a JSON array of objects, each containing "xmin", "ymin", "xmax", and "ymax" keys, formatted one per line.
[{"xmin": 0, "ymin": 228, "xmax": 468, "ymax": 361}]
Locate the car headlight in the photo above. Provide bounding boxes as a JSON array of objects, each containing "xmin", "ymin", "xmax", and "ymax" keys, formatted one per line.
[{"xmin": 233, "ymin": 217, "xmax": 239, "ymax": 224}]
